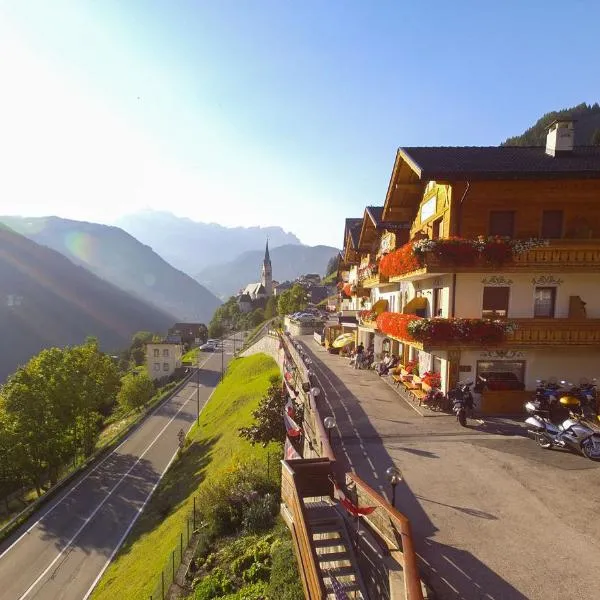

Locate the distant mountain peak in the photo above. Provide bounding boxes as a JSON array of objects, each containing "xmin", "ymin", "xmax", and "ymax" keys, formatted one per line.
[{"xmin": 115, "ymin": 211, "xmax": 302, "ymax": 274}]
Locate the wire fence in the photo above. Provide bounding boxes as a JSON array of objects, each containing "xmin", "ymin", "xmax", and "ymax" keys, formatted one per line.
[
  {"xmin": 149, "ymin": 497, "xmax": 200, "ymax": 600},
  {"xmin": 148, "ymin": 451, "xmax": 281, "ymax": 600}
]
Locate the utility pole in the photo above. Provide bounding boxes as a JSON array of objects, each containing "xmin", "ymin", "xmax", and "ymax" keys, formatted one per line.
[
  {"xmin": 196, "ymin": 349, "xmax": 200, "ymax": 426},
  {"xmin": 221, "ymin": 335, "xmax": 224, "ymax": 382}
]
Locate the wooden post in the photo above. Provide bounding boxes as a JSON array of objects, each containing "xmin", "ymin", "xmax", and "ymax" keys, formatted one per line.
[
  {"xmin": 180, "ymin": 532, "xmax": 183, "ymax": 561},
  {"xmin": 161, "ymin": 572, "xmax": 164, "ymax": 600},
  {"xmin": 172, "ymin": 550, "xmax": 175, "ymax": 582}
]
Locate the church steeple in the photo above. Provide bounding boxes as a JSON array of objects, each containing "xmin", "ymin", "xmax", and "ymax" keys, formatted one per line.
[{"xmin": 261, "ymin": 239, "xmax": 273, "ymax": 296}]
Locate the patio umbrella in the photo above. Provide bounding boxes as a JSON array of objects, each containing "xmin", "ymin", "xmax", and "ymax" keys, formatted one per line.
[{"xmin": 332, "ymin": 333, "xmax": 355, "ymax": 349}]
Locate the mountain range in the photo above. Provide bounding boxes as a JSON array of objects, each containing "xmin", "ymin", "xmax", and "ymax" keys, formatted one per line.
[
  {"xmin": 115, "ymin": 210, "xmax": 301, "ymax": 274},
  {"xmin": 195, "ymin": 243, "xmax": 339, "ymax": 298},
  {"xmin": 0, "ymin": 225, "xmax": 173, "ymax": 381},
  {"xmin": 0, "ymin": 216, "xmax": 221, "ymax": 323}
]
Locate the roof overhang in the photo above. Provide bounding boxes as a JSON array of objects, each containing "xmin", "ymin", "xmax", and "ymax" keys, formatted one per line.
[{"xmin": 381, "ymin": 150, "xmax": 427, "ymax": 223}]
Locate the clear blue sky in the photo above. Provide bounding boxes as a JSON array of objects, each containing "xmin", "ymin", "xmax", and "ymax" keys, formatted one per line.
[{"xmin": 1, "ymin": 0, "xmax": 599, "ymax": 247}]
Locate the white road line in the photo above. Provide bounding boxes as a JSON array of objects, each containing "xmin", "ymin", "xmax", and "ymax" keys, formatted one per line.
[
  {"xmin": 0, "ymin": 355, "xmax": 212, "ymax": 561},
  {"xmin": 16, "ymin": 385, "xmax": 201, "ymax": 600},
  {"xmin": 81, "ymin": 384, "xmax": 219, "ymax": 600}
]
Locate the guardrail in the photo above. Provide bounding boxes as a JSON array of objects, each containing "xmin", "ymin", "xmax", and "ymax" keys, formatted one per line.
[
  {"xmin": 347, "ymin": 473, "xmax": 424, "ymax": 600},
  {"xmin": 281, "ymin": 461, "xmax": 327, "ymax": 600}
]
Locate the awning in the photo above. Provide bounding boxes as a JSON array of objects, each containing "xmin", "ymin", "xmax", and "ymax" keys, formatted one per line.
[
  {"xmin": 341, "ymin": 322, "xmax": 358, "ymax": 329},
  {"xmin": 332, "ymin": 333, "xmax": 355, "ymax": 348},
  {"xmin": 372, "ymin": 299, "xmax": 389, "ymax": 314},
  {"xmin": 403, "ymin": 296, "xmax": 428, "ymax": 315}
]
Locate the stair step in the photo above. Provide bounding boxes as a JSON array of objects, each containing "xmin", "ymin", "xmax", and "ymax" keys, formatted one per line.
[
  {"xmin": 317, "ymin": 551, "xmax": 350, "ymax": 562},
  {"xmin": 325, "ymin": 580, "xmax": 361, "ymax": 593},
  {"xmin": 322, "ymin": 565, "xmax": 356, "ymax": 578},
  {"xmin": 311, "ymin": 524, "xmax": 344, "ymax": 534}
]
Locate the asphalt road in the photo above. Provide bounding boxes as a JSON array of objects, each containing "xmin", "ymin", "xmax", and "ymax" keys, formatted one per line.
[{"xmin": 0, "ymin": 341, "xmax": 236, "ymax": 600}]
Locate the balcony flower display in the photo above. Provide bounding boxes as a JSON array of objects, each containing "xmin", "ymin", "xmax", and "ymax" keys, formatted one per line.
[
  {"xmin": 378, "ymin": 237, "xmax": 549, "ymax": 278},
  {"xmin": 358, "ymin": 263, "xmax": 378, "ymax": 280},
  {"xmin": 376, "ymin": 312, "xmax": 516, "ymax": 345},
  {"xmin": 421, "ymin": 371, "xmax": 441, "ymax": 388},
  {"xmin": 358, "ymin": 309, "xmax": 378, "ymax": 324},
  {"xmin": 341, "ymin": 283, "xmax": 353, "ymax": 298}
]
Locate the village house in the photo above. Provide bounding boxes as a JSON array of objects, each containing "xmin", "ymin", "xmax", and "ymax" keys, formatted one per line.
[
  {"xmin": 342, "ymin": 120, "xmax": 600, "ymax": 414},
  {"xmin": 145, "ymin": 341, "xmax": 183, "ymax": 380}
]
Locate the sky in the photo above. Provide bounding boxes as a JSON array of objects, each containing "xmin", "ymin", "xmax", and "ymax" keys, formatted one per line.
[{"xmin": 0, "ymin": 1, "xmax": 599, "ymax": 247}]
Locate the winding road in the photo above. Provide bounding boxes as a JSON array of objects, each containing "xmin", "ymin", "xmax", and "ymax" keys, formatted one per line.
[{"xmin": 0, "ymin": 343, "xmax": 235, "ymax": 600}]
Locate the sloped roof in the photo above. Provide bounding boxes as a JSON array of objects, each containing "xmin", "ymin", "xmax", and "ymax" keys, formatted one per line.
[
  {"xmin": 365, "ymin": 205, "xmax": 409, "ymax": 230},
  {"xmin": 243, "ymin": 283, "xmax": 265, "ymax": 296},
  {"xmin": 399, "ymin": 145, "xmax": 600, "ymax": 181},
  {"xmin": 344, "ymin": 218, "xmax": 362, "ymax": 248}
]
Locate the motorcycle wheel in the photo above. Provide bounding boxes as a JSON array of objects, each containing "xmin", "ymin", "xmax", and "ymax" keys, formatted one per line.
[
  {"xmin": 581, "ymin": 439, "xmax": 600, "ymax": 461},
  {"xmin": 458, "ymin": 411, "xmax": 467, "ymax": 427},
  {"xmin": 536, "ymin": 433, "xmax": 552, "ymax": 449}
]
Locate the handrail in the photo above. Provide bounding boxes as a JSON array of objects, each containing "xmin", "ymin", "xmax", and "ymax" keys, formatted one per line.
[
  {"xmin": 281, "ymin": 461, "xmax": 326, "ymax": 599},
  {"xmin": 347, "ymin": 472, "xmax": 424, "ymax": 600}
]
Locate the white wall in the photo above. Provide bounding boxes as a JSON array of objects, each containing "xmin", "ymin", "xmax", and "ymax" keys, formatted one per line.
[
  {"xmin": 146, "ymin": 343, "xmax": 183, "ymax": 380},
  {"xmin": 455, "ymin": 272, "xmax": 600, "ymax": 319},
  {"xmin": 460, "ymin": 347, "xmax": 600, "ymax": 390}
]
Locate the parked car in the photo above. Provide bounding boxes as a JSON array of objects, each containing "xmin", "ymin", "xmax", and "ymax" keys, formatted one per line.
[
  {"xmin": 476, "ymin": 372, "xmax": 525, "ymax": 391},
  {"xmin": 199, "ymin": 342, "xmax": 216, "ymax": 352}
]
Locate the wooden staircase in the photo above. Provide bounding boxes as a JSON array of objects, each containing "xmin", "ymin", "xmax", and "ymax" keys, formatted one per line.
[{"xmin": 305, "ymin": 500, "xmax": 368, "ymax": 599}]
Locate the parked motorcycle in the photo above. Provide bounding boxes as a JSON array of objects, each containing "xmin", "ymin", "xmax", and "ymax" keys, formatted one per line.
[
  {"xmin": 525, "ymin": 393, "xmax": 600, "ymax": 460},
  {"xmin": 448, "ymin": 381, "xmax": 473, "ymax": 427}
]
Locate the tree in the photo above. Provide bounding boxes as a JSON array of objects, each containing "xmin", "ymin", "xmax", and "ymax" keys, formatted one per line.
[
  {"xmin": 592, "ymin": 129, "xmax": 600, "ymax": 146},
  {"xmin": 130, "ymin": 331, "xmax": 155, "ymax": 366},
  {"xmin": 208, "ymin": 320, "xmax": 225, "ymax": 339},
  {"xmin": 264, "ymin": 295, "xmax": 277, "ymax": 320},
  {"xmin": 326, "ymin": 254, "xmax": 340, "ymax": 276},
  {"xmin": 250, "ymin": 308, "xmax": 265, "ymax": 327},
  {"xmin": 239, "ymin": 378, "xmax": 303, "ymax": 446},
  {"xmin": 117, "ymin": 372, "xmax": 155, "ymax": 411},
  {"xmin": 0, "ymin": 406, "xmax": 23, "ymax": 511}
]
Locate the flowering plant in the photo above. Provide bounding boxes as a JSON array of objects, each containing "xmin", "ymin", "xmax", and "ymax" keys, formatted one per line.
[
  {"xmin": 376, "ymin": 312, "xmax": 516, "ymax": 345},
  {"xmin": 358, "ymin": 309, "xmax": 378, "ymax": 323},
  {"xmin": 377, "ymin": 236, "xmax": 551, "ymax": 278},
  {"xmin": 358, "ymin": 263, "xmax": 378, "ymax": 280},
  {"xmin": 422, "ymin": 371, "xmax": 441, "ymax": 388},
  {"xmin": 341, "ymin": 283, "xmax": 353, "ymax": 298}
]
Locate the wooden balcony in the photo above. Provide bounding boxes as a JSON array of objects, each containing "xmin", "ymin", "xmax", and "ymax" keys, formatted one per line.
[
  {"xmin": 506, "ymin": 318, "xmax": 600, "ymax": 346},
  {"xmin": 361, "ymin": 273, "xmax": 389, "ymax": 288},
  {"xmin": 388, "ymin": 240, "xmax": 600, "ymax": 282}
]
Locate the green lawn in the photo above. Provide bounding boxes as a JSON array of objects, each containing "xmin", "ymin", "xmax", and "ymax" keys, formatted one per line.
[
  {"xmin": 182, "ymin": 347, "xmax": 199, "ymax": 363},
  {"xmin": 90, "ymin": 353, "xmax": 281, "ymax": 600}
]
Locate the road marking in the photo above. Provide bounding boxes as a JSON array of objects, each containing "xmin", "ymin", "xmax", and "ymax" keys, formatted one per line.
[
  {"xmin": 82, "ymin": 384, "xmax": 219, "ymax": 600},
  {"xmin": 0, "ymin": 354, "xmax": 213, "ymax": 561},
  {"xmin": 16, "ymin": 385, "xmax": 201, "ymax": 600}
]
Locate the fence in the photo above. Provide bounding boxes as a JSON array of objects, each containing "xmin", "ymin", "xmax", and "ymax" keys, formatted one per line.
[{"xmin": 147, "ymin": 451, "xmax": 281, "ymax": 600}]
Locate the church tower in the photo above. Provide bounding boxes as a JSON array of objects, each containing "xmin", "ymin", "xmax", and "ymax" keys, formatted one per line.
[{"xmin": 261, "ymin": 240, "xmax": 273, "ymax": 296}]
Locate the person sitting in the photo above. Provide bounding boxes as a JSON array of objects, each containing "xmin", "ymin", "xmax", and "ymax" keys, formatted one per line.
[
  {"xmin": 374, "ymin": 352, "xmax": 392, "ymax": 375},
  {"xmin": 379, "ymin": 355, "xmax": 399, "ymax": 376}
]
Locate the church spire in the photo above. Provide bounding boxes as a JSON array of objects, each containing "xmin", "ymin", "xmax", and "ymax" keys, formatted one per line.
[
  {"xmin": 264, "ymin": 239, "xmax": 271, "ymax": 264},
  {"xmin": 261, "ymin": 239, "xmax": 273, "ymax": 296}
]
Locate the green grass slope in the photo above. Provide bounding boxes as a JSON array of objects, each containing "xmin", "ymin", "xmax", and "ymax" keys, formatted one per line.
[{"xmin": 91, "ymin": 353, "xmax": 280, "ymax": 600}]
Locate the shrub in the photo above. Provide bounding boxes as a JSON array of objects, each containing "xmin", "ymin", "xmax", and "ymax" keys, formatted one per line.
[
  {"xmin": 268, "ymin": 536, "xmax": 304, "ymax": 600},
  {"xmin": 242, "ymin": 562, "xmax": 270, "ymax": 584},
  {"xmin": 193, "ymin": 567, "xmax": 233, "ymax": 600},
  {"xmin": 218, "ymin": 582, "xmax": 268, "ymax": 600},
  {"xmin": 242, "ymin": 494, "xmax": 278, "ymax": 534}
]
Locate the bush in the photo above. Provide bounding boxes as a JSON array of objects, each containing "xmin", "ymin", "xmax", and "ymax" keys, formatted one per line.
[
  {"xmin": 268, "ymin": 536, "xmax": 304, "ymax": 600},
  {"xmin": 219, "ymin": 582, "xmax": 268, "ymax": 600},
  {"xmin": 193, "ymin": 567, "xmax": 233, "ymax": 600},
  {"xmin": 242, "ymin": 494, "xmax": 278, "ymax": 534}
]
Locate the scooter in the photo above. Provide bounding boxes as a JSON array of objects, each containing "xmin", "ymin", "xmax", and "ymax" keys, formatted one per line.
[
  {"xmin": 448, "ymin": 381, "xmax": 472, "ymax": 427},
  {"xmin": 525, "ymin": 395, "xmax": 600, "ymax": 460}
]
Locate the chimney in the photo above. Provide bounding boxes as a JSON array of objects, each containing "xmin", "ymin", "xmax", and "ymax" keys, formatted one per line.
[{"xmin": 545, "ymin": 119, "xmax": 575, "ymax": 157}]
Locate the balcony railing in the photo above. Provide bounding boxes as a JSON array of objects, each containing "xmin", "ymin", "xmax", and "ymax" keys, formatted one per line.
[
  {"xmin": 382, "ymin": 239, "xmax": 600, "ymax": 282},
  {"xmin": 506, "ymin": 318, "xmax": 600, "ymax": 346},
  {"xmin": 376, "ymin": 313, "xmax": 600, "ymax": 349}
]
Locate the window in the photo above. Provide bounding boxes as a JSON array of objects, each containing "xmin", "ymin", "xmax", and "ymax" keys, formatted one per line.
[
  {"xmin": 432, "ymin": 218, "xmax": 444, "ymax": 239},
  {"xmin": 153, "ymin": 362, "xmax": 160, "ymax": 371},
  {"xmin": 433, "ymin": 288, "xmax": 444, "ymax": 317},
  {"xmin": 476, "ymin": 360, "xmax": 525, "ymax": 390},
  {"xmin": 163, "ymin": 348, "xmax": 169, "ymax": 357},
  {"xmin": 163, "ymin": 362, "xmax": 170, "ymax": 371},
  {"xmin": 534, "ymin": 287, "xmax": 556, "ymax": 318},
  {"xmin": 389, "ymin": 295, "xmax": 396, "ymax": 313},
  {"xmin": 482, "ymin": 286, "xmax": 510, "ymax": 318},
  {"xmin": 541, "ymin": 210, "xmax": 563, "ymax": 238},
  {"xmin": 153, "ymin": 349, "xmax": 159, "ymax": 357},
  {"xmin": 489, "ymin": 211, "xmax": 515, "ymax": 237}
]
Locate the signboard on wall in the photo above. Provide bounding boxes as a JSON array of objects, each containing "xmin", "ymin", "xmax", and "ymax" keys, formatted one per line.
[
  {"xmin": 420, "ymin": 195, "xmax": 437, "ymax": 222},
  {"xmin": 459, "ymin": 365, "xmax": 472, "ymax": 373},
  {"xmin": 379, "ymin": 232, "xmax": 395, "ymax": 254}
]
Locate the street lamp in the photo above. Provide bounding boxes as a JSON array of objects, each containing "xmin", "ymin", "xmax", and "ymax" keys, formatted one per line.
[
  {"xmin": 386, "ymin": 466, "xmax": 403, "ymax": 508},
  {"xmin": 324, "ymin": 416, "xmax": 336, "ymax": 444}
]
